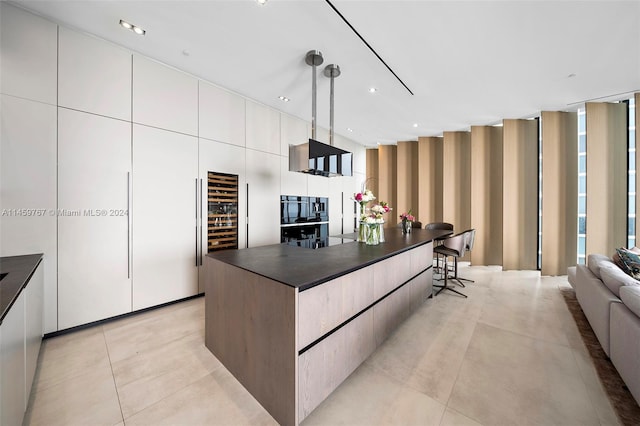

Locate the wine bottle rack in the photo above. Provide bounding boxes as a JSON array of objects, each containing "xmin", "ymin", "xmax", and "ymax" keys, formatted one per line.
[{"xmin": 208, "ymin": 172, "xmax": 238, "ymax": 252}]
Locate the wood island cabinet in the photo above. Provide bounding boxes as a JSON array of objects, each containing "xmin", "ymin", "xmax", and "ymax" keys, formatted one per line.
[{"xmin": 205, "ymin": 230, "xmax": 443, "ymax": 425}]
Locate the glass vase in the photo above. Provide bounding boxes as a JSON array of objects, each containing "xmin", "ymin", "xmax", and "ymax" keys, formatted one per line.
[
  {"xmin": 357, "ymin": 221, "xmax": 367, "ymax": 242},
  {"xmin": 379, "ymin": 222, "xmax": 385, "ymax": 242},
  {"xmin": 402, "ymin": 220, "xmax": 412, "ymax": 235},
  {"xmin": 366, "ymin": 224, "xmax": 380, "ymax": 245}
]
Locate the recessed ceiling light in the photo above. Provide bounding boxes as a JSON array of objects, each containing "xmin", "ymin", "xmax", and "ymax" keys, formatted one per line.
[
  {"xmin": 412, "ymin": 123, "xmax": 418, "ymax": 128},
  {"xmin": 119, "ymin": 19, "xmax": 145, "ymax": 36},
  {"xmin": 347, "ymin": 128, "xmax": 353, "ymax": 132},
  {"xmin": 368, "ymin": 87, "xmax": 377, "ymax": 93},
  {"xmin": 278, "ymin": 96, "xmax": 290, "ymax": 102},
  {"xmin": 256, "ymin": 0, "xmax": 268, "ymax": 5}
]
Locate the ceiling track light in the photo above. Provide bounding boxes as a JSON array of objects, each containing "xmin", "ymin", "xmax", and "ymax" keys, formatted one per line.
[{"xmin": 119, "ymin": 19, "xmax": 146, "ymax": 36}]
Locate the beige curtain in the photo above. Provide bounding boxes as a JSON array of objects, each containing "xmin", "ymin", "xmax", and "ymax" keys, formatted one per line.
[
  {"xmin": 586, "ymin": 102, "xmax": 627, "ymax": 256},
  {"xmin": 417, "ymin": 136, "xmax": 443, "ymax": 226},
  {"xmin": 502, "ymin": 119, "xmax": 539, "ymax": 270},
  {"xmin": 396, "ymin": 141, "xmax": 419, "ymax": 226},
  {"xmin": 541, "ymin": 111, "xmax": 578, "ymax": 275},
  {"xmin": 470, "ymin": 125, "xmax": 503, "ymax": 266}
]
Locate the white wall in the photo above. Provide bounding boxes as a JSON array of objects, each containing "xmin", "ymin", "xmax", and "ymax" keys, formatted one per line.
[{"xmin": 0, "ymin": 2, "xmax": 367, "ymax": 331}]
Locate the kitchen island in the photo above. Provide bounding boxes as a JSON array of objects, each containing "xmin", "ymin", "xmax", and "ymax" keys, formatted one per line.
[{"xmin": 204, "ymin": 229, "xmax": 449, "ymax": 426}]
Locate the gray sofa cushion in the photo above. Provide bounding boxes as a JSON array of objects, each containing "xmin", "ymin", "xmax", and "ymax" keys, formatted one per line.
[
  {"xmin": 620, "ymin": 285, "xmax": 640, "ymax": 318},
  {"xmin": 600, "ymin": 266, "xmax": 640, "ymax": 298},
  {"xmin": 587, "ymin": 254, "xmax": 616, "ymax": 279}
]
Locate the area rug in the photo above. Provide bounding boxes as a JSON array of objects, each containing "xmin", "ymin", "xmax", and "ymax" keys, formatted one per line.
[{"xmin": 560, "ymin": 287, "xmax": 640, "ymax": 425}]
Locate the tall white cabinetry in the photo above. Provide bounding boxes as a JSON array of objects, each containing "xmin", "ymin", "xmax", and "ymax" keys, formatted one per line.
[
  {"xmin": 133, "ymin": 125, "xmax": 198, "ymax": 309},
  {"xmin": 246, "ymin": 150, "xmax": 281, "ymax": 247},
  {"xmin": 58, "ymin": 27, "xmax": 131, "ymax": 120},
  {"xmin": 244, "ymin": 100, "xmax": 281, "ymax": 247},
  {"xmin": 133, "ymin": 55, "xmax": 198, "ymax": 136},
  {"xmin": 58, "ymin": 109, "xmax": 132, "ymax": 329},
  {"xmin": 132, "ymin": 55, "xmax": 199, "ymax": 309},
  {"xmin": 0, "ymin": 2, "xmax": 58, "ymax": 333},
  {"xmin": 56, "ymin": 25, "xmax": 133, "ymax": 330}
]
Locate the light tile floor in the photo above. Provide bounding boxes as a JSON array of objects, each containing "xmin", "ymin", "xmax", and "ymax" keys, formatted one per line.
[{"xmin": 24, "ymin": 265, "xmax": 620, "ymax": 426}]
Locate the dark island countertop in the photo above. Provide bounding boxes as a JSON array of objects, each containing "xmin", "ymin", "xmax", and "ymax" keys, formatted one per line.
[
  {"xmin": 207, "ymin": 228, "xmax": 450, "ymax": 291},
  {"xmin": 0, "ymin": 254, "xmax": 43, "ymax": 325}
]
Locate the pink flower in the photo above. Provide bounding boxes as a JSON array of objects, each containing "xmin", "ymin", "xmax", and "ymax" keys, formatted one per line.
[{"xmin": 355, "ymin": 193, "xmax": 363, "ymax": 201}]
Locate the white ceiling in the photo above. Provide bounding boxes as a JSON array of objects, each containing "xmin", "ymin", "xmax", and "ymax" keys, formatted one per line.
[{"xmin": 12, "ymin": 0, "xmax": 640, "ymax": 147}]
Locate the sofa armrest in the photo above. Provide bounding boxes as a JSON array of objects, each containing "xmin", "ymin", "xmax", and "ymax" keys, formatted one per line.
[
  {"xmin": 610, "ymin": 302, "xmax": 640, "ymax": 405},
  {"xmin": 575, "ymin": 264, "xmax": 621, "ymax": 356}
]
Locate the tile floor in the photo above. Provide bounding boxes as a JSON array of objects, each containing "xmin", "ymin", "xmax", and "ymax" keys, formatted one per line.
[{"xmin": 24, "ymin": 265, "xmax": 620, "ymax": 425}]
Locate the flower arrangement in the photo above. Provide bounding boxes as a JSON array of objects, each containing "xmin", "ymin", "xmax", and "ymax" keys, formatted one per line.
[
  {"xmin": 400, "ymin": 210, "xmax": 415, "ymax": 234},
  {"xmin": 352, "ymin": 185, "xmax": 392, "ymax": 244},
  {"xmin": 352, "ymin": 189, "xmax": 375, "ymax": 221},
  {"xmin": 399, "ymin": 211, "xmax": 415, "ymax": 222}
]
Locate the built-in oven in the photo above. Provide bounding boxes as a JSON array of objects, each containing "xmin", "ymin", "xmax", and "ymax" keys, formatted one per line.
[{"xmin": 280, "ymin": 195, "xmax": 329, "ymax": 244}]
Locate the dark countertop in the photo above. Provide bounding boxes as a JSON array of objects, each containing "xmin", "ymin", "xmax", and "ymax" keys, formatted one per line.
[
  {"xmin": 0, "ymin": 254, "xmax": 43, "ymax": 325},
  {"xmin": 207, "ymin": 228, "xmax": 450, "ymax": 291}
]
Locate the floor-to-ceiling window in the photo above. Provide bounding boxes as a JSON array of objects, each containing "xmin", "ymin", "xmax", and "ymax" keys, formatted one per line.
[
  {"xmin": 538, "ymin": 118, "xmax": 543, "ymax": 269},
  {"xmin": 577, "ymin": 108, "xmax": 587, "ymax": 264},
  {"xmin": 628, "ymin": 97, "xmax": 636, "ymax": 248}
]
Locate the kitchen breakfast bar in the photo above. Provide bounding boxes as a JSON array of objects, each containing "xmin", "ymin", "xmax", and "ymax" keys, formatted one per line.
[{"xmin": 204, "ymin": 229, "xmax": 450, "ymax": 425}]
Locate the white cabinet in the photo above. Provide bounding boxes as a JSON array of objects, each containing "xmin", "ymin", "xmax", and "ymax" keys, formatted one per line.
[
  {"xmin": 133, "ymin": 55, "xmax": 198, "ymax": 136},
  {"xmin": 0, "ymin": 291, "xmax": 25, "ymax": 426},
  {"xmin": 133, "ymin": 125, "xmax": 198, "ymax": 309},
  {"xmin": 246, "ymin": 100, "xmax": 280, "ymax": 154},
  {"xmin": 0, "ymin": 95, "xmax": 58, "ymax": 333},
  {"xmin": 58, "ymin": 27, "xmax": 132, "ymax": 121},
  {"xmin": 246, "ymin": 149, "xmax": 281, "ymax": 247},
  {"xmin": 0, "ymin": 2, "xmax": 57, "ymax": 104},
  {"xmin": 58, "ymin": 108, "xmax": 132, "ymax": 329},
  {"xmin": 24, "ymin": 263, "xmax": 44, "ymax": 400},
  {"xmin": 0, "ymin": 259, "xmax": 44, "ymax": 426},
  {"xmin": 199, "ymin": 82, "xmax": 245, "ymax": 146}
]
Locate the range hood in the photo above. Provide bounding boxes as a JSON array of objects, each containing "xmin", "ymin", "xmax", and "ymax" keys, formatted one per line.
[
  {"xmin": 289, "ymin": 50, "xmax": 352, "ymax": 177},
  {"xmin": 289, "ymin": 138, "xmax": 353, "ymax": 177}
]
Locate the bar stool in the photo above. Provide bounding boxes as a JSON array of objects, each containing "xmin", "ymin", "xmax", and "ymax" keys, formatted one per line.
[
  {"xmin": 433, "ymin": 231, "xmax": 468, "ymax": 298},
  {"xmin": 425, "ymin": 222, "xmax": 453, "ymax": 274}
]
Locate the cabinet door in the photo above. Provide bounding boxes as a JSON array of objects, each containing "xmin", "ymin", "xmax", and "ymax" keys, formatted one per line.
[
  {"xmin": 25, "ymin": 262, "xmax": 44, "ymax": 403},
  {"xmin": 133, "ymin": 125, "xmax": 198, "ymax": 309},
  {"xmin": 58, "ymin": 27, "xmax": 132, "ymax": 121},
  {"xmin": 58, "ymin": 108, "xmax": 132, "ymax": 329},
  {"xmin": 133, "ymin": 55, "xmax": 198, "ymax": 136},
  {"xmin": 246, "ymin": 149, "xmax": 281, "ymax": 247},
  {"xmin": 199, "ymin": 82, "xmax": 245, "ymax": 146},
  {"xmin": 198, "ymin": 139, "xmax": 246, "ymax": 292},
  {"xmin": 0, "ymin": 2, "xmax": 57, "ymax": 104},
  {"xmin": 0, "ymin": 95, "xmax": 57, "ymax": 333},
  {"xmin": 246, "ymin": 101, "xmax": 280, "ymax": 154},
  {"xmin": 0, "ymin": 292, "xmax": 26, "ymax": 426}
]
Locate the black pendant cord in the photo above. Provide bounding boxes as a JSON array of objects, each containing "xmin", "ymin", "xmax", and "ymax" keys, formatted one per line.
[{"xmin": 324, "ymin": 0, "xmax": 414, "ymax": 96}]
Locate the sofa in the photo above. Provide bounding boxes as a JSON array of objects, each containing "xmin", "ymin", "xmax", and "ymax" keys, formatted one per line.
[{"xmin": 569, "ymin": 254, "xmax": 640, "ymax": 406}]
